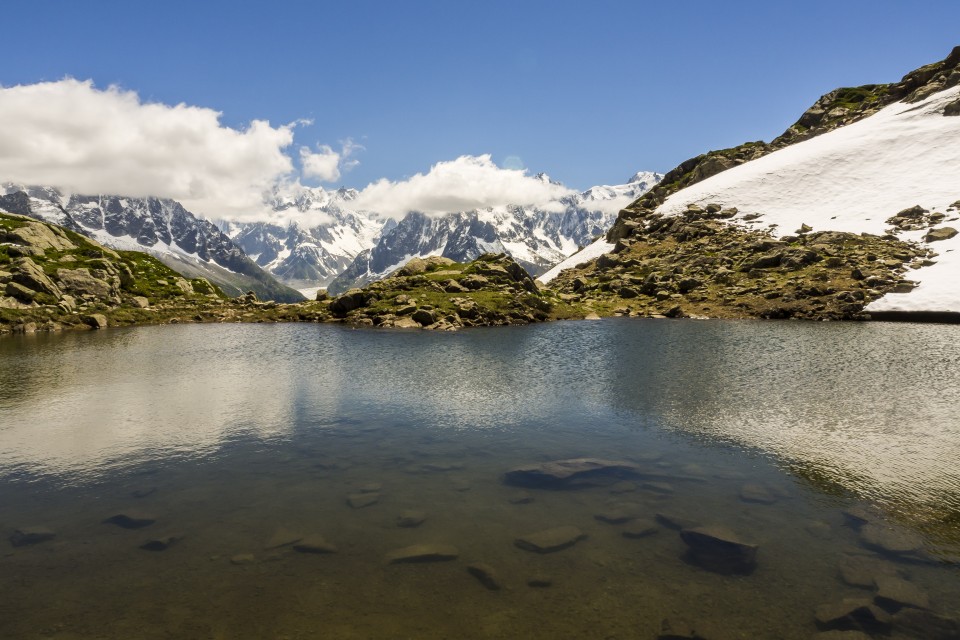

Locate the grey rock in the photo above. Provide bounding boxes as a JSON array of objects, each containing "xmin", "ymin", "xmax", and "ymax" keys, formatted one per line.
[
  {"xmin": 838, "ymin": 555, "xmax": 898, "ymax": 588},
  {"xmin": 12, "ymin": 257, "xmax": 61, "ymax": 297},
  {"xmin": 466, "ymin": 563, "xmax": 502, "ymax": 590},
  {"xmin": 132, "ymin": 296, "xmax": 150, "ymax": 308},
  {"xmin": 5, "ymin": 281, "xmax": 36, "ymax": 302},
  {"xmin": 230, "ymin": 553, "xmax": 255, "ymax": 565},
  {"xmin": 56, "ymin": 267, "xmax": 116, "ymax": 299},
  {"xmin": 514, "ymin": 526, "xmax": 586, "ymax": 554},
  {"xmin": 859, "ymin": 523, "xmax": 925, "ymax": 558},
  {"xmin": 656, "ymin": 512, "xmax": 700, "ymax": 531},
  {"xmin": 9, "ymin": 527, "xmax": 56, "ymax": 547},
  {"xmin": 411, "ymin": 308, "xmax": 437, "ymax": 326},
  {"xmin": 385, "ymin": 543, "xmax": 459, "ymax": 563},
  {"xmin": 83, "ymin": 314, "xmax": 108, "ymax": 330},
  {"xmin": 594, "ymin": 507, "xmax": 638, "ymax": 525},
  {"xmin": 680, "ymin": 526, "xmax": 758, "ymax": 575}
]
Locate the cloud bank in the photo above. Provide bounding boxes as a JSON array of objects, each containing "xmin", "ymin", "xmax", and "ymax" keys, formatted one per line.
[
  {"xmin": 0, "ymin": 79, "xmax": 296, "ymax": 218},
  {"xmin": 352, "ymin": 155, "xmax": 574, "ymax": 219},
  {"xmin": 300, "ymin": 138, "xmax": 364, "ymax": 183}
]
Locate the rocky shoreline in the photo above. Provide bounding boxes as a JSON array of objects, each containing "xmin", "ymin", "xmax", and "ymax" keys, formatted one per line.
[{"xmin": 3, "ymin": 209, "xmax": 958, "ymax": 337}]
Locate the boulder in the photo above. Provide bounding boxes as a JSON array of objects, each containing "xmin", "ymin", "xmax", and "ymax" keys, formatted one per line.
[
  {"xmin": 411, "ymin": 308, "xmax": 437, "ymax": 326},
  {"xmin": 263, "ymin": 528, "xmax": 303, "ymax": 550},
  {"xmin": 330, "ymin": 288, "xmax": 368, "ymax": 315},
  {"xmin": 83, "ymin": 314, "xmax": 108, "ymax": 330},
  {"xmin": 890, "ymin": 608, "xmax": 960, "ymax": 640},
  {"xmin": 924, "ymin": 227, "xmax": 958, "ymax": 242},
  {"xmin": 57, "ymin": 268, "xmax": 114, "ymax": 299},
  {"xmin": 5, "ymin": 281, "xmax": 36, "ymax": 303},
  {"xmin": 739, "ymin": 483, "xmax": 777, "ymax": 504},
  {"xmin": 514, "ymin": 526, "xmax": 586, "ymax": 553},
  {"xmin": 622, "ymin": 521, "xmax": 660, "ymax": 539},
  {"xmin": 859, "ymin": 523, "xmax": 925, "ymax": 559},
  {"xmin": 680, "ymin": 526, "xmax": 757, "ymax": 574},
  {"xmin": 132, "ymin": 296, "xmax": 150, "ymax": 308},
  {"xmin": 503, "ymin": 458, "xmax": 643, "ymax": 489},
  {"xmin": 9, "ymin": 527, "xmax": 56, "ymax": 547},
  {"xmin": 7, "ymin": 221, "xmax": 76, "ymax": 251},
  {"xmin": 12, "ymin": 257, "xmax": 61, "ymax": 297},
  {"xmin": 385, "ymin": 543, "xmax": 459, "ymax": 563}
]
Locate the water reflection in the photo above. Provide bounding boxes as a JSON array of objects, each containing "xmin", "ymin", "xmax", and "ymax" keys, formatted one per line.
[{"xmin": 1, "ymin": 320, "xmax": 959, "ymax": 523}]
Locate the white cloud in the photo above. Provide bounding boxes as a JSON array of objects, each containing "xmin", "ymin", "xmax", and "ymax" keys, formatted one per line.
[
  {"xmin": 299, "ymin": 138, "xmax": 364, "ymax": 183},
  {"xmin": 352, "ymin": 154, "xmax": 575, "ymax": 219},
  {"xmin": 0, "ymin": 78, "xmax": 296, "ymax": 218}
]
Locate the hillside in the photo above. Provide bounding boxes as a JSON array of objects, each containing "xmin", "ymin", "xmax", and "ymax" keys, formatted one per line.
[
  {"xmin": 0, "ymin": 187, "xmax": 305, "ymax": 303},
  {"xmin": 0, "ymin": 211, "xmax": 226, "ymax": 332},
  {"xmin": 544, "ymin": 46, "xmax": 960, "ymax": 320}
]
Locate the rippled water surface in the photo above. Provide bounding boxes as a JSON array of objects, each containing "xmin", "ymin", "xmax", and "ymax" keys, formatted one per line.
[{"xmin": 1, "ymin": 320, "xmax": 959, "ymax": 639}]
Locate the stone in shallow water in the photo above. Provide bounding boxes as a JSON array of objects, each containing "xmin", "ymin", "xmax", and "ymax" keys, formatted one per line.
[
  {"xmin": 811, "ymin": 631, "xmax": 872, "ymax": 640},
  {"xmin": 859, "ymin": 523, "xmax": 925, "ymax": 559},
  {"xmin": 739, "ymin": 483, "xmax": 777, "ymax": 504},
  {"xmin": 396, "ymin": 510, "xmax": 427, "ymax": 528},
  {"xmin": 230, "ymin": 554, "xmax": 255, "ymax": 565},
  {"xmin": 642, "ymin": 481, "xmax": 674, "ymax": 494},
  {"xmin": 514, "ymin": 526, "xmax": 586, "ymax": 554},
  {"xmin": 466, "ymin": 563, "xmax": 502, "ymax": 590},
  {"xmin": 594, "ymin": 508, "xmax": 637, "ymax": 525},
  {"xmin": 385, "ymin": 544, "xmax": 459, "ymax": 563},
  {"xmin": 9, "ymin": 527, "xmax": 56, "ymax": 547},
  {"xmin": 891, "ymin": 608, "xmax": 960, "ymax": 640},
  {"xmin": 679, "ymin": 526, "xmax": 758, "ymax": 575},
  {"xmin": 293, "ymin": 535, "xmax": 338, "ymax": 554},
  {"xmin": 347, "ymin": 493, "xmax": 380, "ymax": 509},
  {"xmin": 131, "ymin": 487, "xmax": 157, "ymax": 499},
  {"xmin": 609, "ymin": 481, "xmax": 638, "ymax": 494},
  {"xmin": 140, "ymin": 535, "xmax": 181, "ymax": 551},
  {"xmin": 526, "ymin": 576, "xmax": 552, "ymax": 588},
  {"xmin": 508, "ymin": 492, "xmax": 533, "ymax": 504},
  {"xmin": 102, "ymin": 512, "xmax": 156, "ymax": 529},
  {"xmin": 656, "ymin": 512, "xmax": 699, "ymax": 531},
  {"xmin": 873, "ymin": 576, "xmax": 930, "ymax": 612},
  {"xmin": 357, "ymin": 482, "xmax": 382, "ymax": 493},
  {"xmin": 264, "ymin": 527, "xmax": 303, "ymax": 550},
  {"xmin": 622, "ymin": 520, "xmax": 660, "ymax": 539},
  {"xmin": 503, "ymin": 458, "xmax": 642, "ymax": 489},
  {"xmin": 657, "ymin": 617, "xmax": 704, "ymax": 640},
  {"xmin": 838, "ymin": 555, "xmax": 898, "ymax": 589},
  {"xmin": 420, "ymin": 462, "xmax": 464, "ymax": 472},
  {"xmin": 814, "ymin": 598, "xmax": 891, "ymax": 633}
]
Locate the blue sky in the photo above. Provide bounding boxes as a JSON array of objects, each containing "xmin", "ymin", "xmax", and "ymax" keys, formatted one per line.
[{"xmin": 2, "ymin": 0, "xmax": 959, "ymax": 193}]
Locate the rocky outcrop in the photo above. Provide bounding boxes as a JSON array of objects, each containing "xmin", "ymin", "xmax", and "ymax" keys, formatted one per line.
[{"xmin": 551, "ymin": 207, "xmax": 930, "ymax": 321}]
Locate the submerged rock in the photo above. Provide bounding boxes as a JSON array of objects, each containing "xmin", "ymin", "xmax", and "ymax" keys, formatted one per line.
[
  {"xmin": 396, "ymin": 510, "xmax": 427, "ymax": 528},
  {"xmin": 9, "ymin": 527, "xmax": 56, "ymax": 547},
  {"xmin": 293, "ymin": 535, "xmax": 338, "ymax": 554},
  {"xmin": 656, "ymin": 512, "xmax": 700, "ymax": 531},
  {"xmin": 508, "ymin": 492, "xmax": 534, "ymax": 504},
  {"xmin": 264, "ymin": 528, "xmax": 303, "ymax": 550},
  {"xmin": 347, "ymin": 493, "xmax": 381, "ymax": 509},
  {"xmin": 503, "ymin": 458, "xmax": 643, "ymax": 489},
  {"xmin": 594, "ymin": 506, "xmax": 639, "ymax": 525},
  {"xmin": 890, "ymin": 608, "xmax": 960, "ymax": 640},
  {"xmin": 657, "ymin": 617, "xmax": 706, "ymax": 640},
  {"xmin": 622, "ymin": 520, "xmax": 660, "ymax": 539},
  {"xmin": 385, "ymin": 543, "xmax": 459, "ymax": 563},
  {"xmin": 466, "ymin": 563, "xmax": 502, "ymax": 590},
  {"xmin": 230, "ymin": 553, "xmax": 255, "ymax": 565},
  {"xmin": 514, "ymin": 526, "xmax": 586, "ymax": 554},
  {"xmin": 526, "ymin": 576, "xmax": 553, "ymax": 588},
  {"xmin": 102, "ymin": 512, "xmax": 156, "ymax": 529},
  {"xmin": 838, "ymin": 555, "xmax": 899, "ymax": 589},
  {"xmin": 680, "ymin": 526, "xmax": 758, "ymax": 575},
  {"xmin": 140, "ymin": 535, "xmax": 181, "ymax": 551},
  {"xmin": 739, "ymin": 483, "xmax": 777, "ymax": 504},
  {"xmin": 873, "ymin": 576, "xmax": 930, "ymax": 612},
  {"xmin": 859, "ymin": 523, "xmax": 926, "ymax": 560},
  {"xmin": 814, "ymin": 598, "xmax": 891, "ymax": 633}
]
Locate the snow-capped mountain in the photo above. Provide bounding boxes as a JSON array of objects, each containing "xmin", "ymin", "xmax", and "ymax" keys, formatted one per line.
[
  {"xmin": 0, "ymin": 184, "xmax": 305, "ymax": 302},
  {"xmin": 547, "ymin": 46, "xmax": 960, "ymax": 315},
  {"xmin": 222, "ymin": 185, "xmax": 388, "ymax": 298},
  {"xmin": 323, "ymin": 172, "xmax": 661, "ymax": 294}
]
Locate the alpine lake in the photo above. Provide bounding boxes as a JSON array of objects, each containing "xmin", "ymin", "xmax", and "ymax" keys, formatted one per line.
[{"xmin": 1, "ymin": 319, "xmax": 958, "ymax": 639}]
